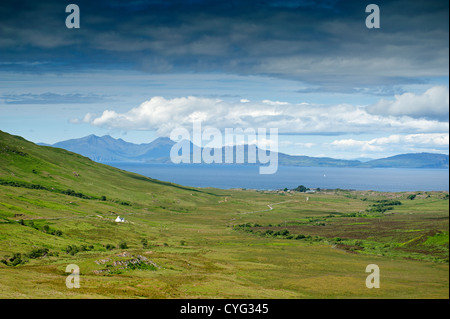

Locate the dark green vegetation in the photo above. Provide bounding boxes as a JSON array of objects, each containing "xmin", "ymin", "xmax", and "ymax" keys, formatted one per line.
[
  {"xmin": 234, "ymin": 196, "xmax": 449, "ymax": 263},
  {"xmin": 293, "ymin": 185, "xmax": 310, "ymax": 192},
  {"xmin": 0, "ymin": 130, "xmax": 448, "ymax": 298}
]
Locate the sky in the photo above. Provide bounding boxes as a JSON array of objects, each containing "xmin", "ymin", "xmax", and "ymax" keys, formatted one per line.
[{"xmin": 0, "ymin": 0, "xmax": 448, "ymax": 160}]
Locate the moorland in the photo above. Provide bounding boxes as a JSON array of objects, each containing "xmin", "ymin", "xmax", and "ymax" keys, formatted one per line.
[{"xmin": 0, "ymin": 130, "xmax": 448, "ymax": 298}]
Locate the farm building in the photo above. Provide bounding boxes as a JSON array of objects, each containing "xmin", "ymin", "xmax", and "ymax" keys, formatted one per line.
[{"xmin": 115, "ymin": 216, "xmax": 125, "ymax": 223}]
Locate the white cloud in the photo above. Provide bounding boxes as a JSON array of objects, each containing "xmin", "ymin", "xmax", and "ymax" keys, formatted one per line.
[
  {"xmin": 366, "ymin": 86, "xmax": 449, "ymax": 121},
  {"xmin": 295, "ymin": 142, "xmax": 315, "ymax": 148},
  {"xmin": 331, "ymin": 133, "xmax": 449, "ymax": 155},
  {"xmin": 331, "ymin": 139, "xmax": 383, "ymax": 152},
  {"xmin": 262, "ymin": 100, "xmax": 289, "ymax": 105},
  {"xmin": 79, "ymin": 95, "xmax": 449, "ymax": 137}
]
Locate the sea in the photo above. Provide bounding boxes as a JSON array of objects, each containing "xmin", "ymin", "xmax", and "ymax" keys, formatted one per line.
[{"xmin": 104, "ymin": 162, "xmax": 449, "ymax": 192}]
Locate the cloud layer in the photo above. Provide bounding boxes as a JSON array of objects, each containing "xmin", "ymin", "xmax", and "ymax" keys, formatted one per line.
[
  {"xmin": 1, "ymin": 0, "xmax": 448, "ymax": 92},
  {"xmin": 330, "ymin": 133, "xmax": 449, "ymax": 156},
  {"xmin": 2, "ymin": 92, "xmax": 106, "ymax": 104},
  {"xmin": 80, "ymin": 89, "xmax": 449, "ymax": 136},
  {"xmin": 366, "ymin": 86, "xmax": 449, "ymax": 121}
]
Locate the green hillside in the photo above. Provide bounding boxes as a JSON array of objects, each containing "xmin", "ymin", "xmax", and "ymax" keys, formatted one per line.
[
  {"xmin": 0, "ymin": 130, "xmax": 210, "ymax": 202},
  {"xmin": 0, "ymin": 130, "xmax": 448, "ymax": 299}
]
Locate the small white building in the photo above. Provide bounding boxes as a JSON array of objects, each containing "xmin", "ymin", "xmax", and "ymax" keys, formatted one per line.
[{"xmin": 115, "ymin": 216, "xmax": 125, "ymax": 223}]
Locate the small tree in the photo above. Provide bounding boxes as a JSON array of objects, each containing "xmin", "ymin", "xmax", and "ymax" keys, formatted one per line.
[{"xmin": 295, "ymin": 185, "xmax": 310, "ymax": 192}]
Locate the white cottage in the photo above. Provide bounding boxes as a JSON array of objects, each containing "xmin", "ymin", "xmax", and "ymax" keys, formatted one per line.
[{"xmin": 115, "ymin": 216, "xmax": 125, "ymax": 223}]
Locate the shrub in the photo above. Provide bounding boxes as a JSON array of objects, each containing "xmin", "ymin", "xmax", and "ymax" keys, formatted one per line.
[
  {"xmin": 376, "ymin": 199, "xmax": 402, "ymax": 206},
  {"xmin": 0, "ymin": 179, "xmax": 47, "ymax": 190},
  {"xmin": 1, "ymin": 253, "xmax": 26, "ymax": 266},
  {"xmin": 10, "ymin": 253, "xmax": 25, "ymax": 266},
  {"xmin": 0, "ymin": 253, "xmax": 27, "ymax": 266},
  {"xmin": 126, "ymin": 260, "xmax": 158, "ymax": 271},
  {"xmin": 26, "ymin": 248, "xmax": 49, "ymax": 259},
  {"xmin": 105, "ymin": 244, "xmax": 115, "ymax": 251},
  {"xmin": 65, "ymin": 245, "xmax": 79, "ymax": 256},
  {"xmin": 119, "ymin": 241, "xmax": 128, "ymax": 249},
  {"xmin": 280, "ymin": 229, "xmax": 290, "ymax": 236},
  {"xmin": 2, "ymin": 247, "xmax": 55, "ymax": 266},
  {"xmin": 61, "ymin": 189, "xmax": 90, "ymax": 199}
]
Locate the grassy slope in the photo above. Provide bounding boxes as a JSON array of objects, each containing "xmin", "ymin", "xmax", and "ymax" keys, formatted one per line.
[{"xmin": 0, "ymin": 130, "xmax": 448, "ymax": 298}]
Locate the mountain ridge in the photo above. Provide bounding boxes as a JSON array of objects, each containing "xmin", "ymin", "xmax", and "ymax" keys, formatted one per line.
[{"xmin": 41, "ymin": 134, "xmax": 449, "ymax": 169}]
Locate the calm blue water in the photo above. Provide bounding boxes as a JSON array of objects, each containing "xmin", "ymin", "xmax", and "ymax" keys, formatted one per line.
[{"xmin": 104, "ymin": 162, "xmax": 449, "ymax": 192}]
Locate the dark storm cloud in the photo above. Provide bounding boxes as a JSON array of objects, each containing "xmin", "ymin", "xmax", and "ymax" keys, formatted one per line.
[{"xmin": 0, "ymin": 0, "xmax": 448, "ymax": 91}]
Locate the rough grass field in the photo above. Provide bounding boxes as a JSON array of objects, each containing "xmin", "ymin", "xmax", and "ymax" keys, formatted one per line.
[{"xmin": 0, "ymin": 130, "xmax": 448, "ymax": 298}]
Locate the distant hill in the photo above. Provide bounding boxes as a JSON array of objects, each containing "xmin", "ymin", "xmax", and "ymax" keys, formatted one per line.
[
  {"xmin": 364, "ymin": 153, "xmax": 449, "ymax": 169},
  {"xmin": 50, "ymin": 134, "xmax": 175, "ymax": 162},
  {"xmin": 277, "ymin": 152, "xmax": 362, "ymax": 167},
  {"xmin": 45, "ymin": 134, "xmax": 449, "ymax": 169}
]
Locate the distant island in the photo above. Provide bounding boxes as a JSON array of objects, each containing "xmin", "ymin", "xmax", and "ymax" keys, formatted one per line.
[{"xmin": 40, "ymin": 134, "xmax": 449, "ymax": 169}]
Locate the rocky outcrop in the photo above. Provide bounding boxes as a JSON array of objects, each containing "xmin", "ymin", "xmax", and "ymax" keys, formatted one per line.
[{"xmin": 93, "ymin": 252, "xmax": 158, "ymax": 274}]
